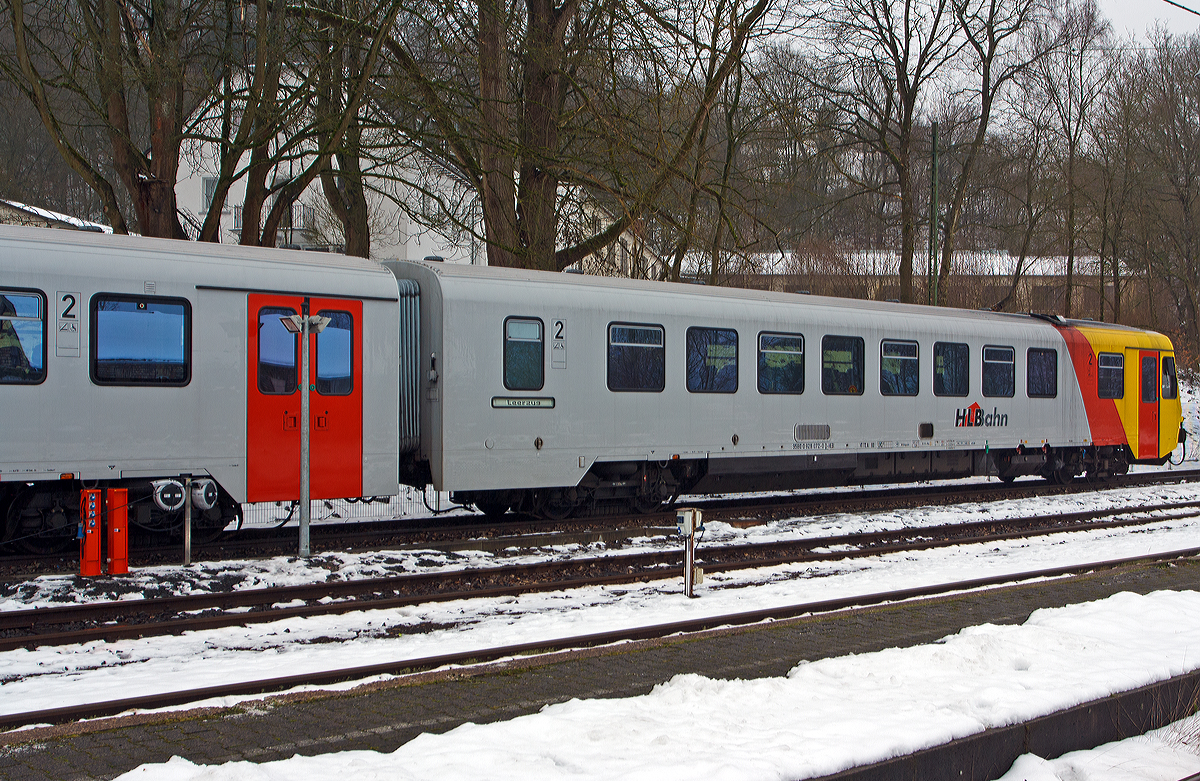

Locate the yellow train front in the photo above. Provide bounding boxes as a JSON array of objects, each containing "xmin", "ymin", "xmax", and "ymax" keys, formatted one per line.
[{"xmin": 1060, "ymin": 320, "xmax": 1184, "ymax": 469}]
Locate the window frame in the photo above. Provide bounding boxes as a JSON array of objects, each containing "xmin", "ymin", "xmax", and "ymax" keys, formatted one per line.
[
  {"xmin": 1027, "ymin": 347, "xmax": 1059, "ymax": 399},
  {"xmin": 821, "ymin": 334, "xmax": 865, "ymax": 396},
  {"xmin": 686, "ymin": 326, "xmax": 738, "ymax": 394},
  {"xmin": 933, "ymin": 341, "xmax": 970, "ymax": 397},
  {"xmin": 879, "ymin": 339, "xmax": 919, "ymax": 397},
  {"xmin": 1097, "ymin": 352, "xmax": 1124, "ymax": 400},
  {"xmin": 503, "ymin": 316, "xmax": 545, "ymax": 392},
  {"xmin": 757, "ymin": 331, "xmax": 805, "ymax": 395},
  {"xmin": 0, "ymin": 286, "xmax": 47, "ymax": 386},
  {"xmin": 1141, "ymin": 354, "xmax": 1158, "ymax": 404},
  {"xmin": 607, "ymin": 322, "xmax": 666, "ymax": 393},
  {"xmin": 1163, "ymin": 355, "xmax": 1179, "ymax": 400},
  {"xmin": 315, "ymin": 309, "xmax": 354, "ymax": 396},
  {"xmin": 90, "ymin": 292, "xmax": 192, "ymax": 387},
  {"xmin": 981, "ymin": 345, "xmax": 1016, "ymax": 398}
]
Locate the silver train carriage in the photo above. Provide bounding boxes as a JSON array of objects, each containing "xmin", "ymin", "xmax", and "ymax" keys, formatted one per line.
[
  {"xmin": 385, "ymin": 260, "xmax": 1183, "ymax": 519},
  {"xmin": 0, "ymin": 226, "xmax": 400, "ymax": 550}
]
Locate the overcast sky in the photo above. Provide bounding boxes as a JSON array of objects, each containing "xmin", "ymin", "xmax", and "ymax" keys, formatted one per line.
[{"xmin": 1100, "ymin": 0, "xmax": 1199, "ymax": 41}]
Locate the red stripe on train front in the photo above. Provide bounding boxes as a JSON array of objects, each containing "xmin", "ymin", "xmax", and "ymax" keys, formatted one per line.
[{"xmin": 1058, "ymin": 326, "xmax": 1126, "ymax": 446}]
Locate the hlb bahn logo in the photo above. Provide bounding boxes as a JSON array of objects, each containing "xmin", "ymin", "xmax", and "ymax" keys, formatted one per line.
[{"xmin": 956, "ymin": 402, "xmax": 1009, "ymax": 428}]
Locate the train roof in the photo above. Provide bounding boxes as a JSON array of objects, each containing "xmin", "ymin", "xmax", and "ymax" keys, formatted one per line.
[
  {"xmin": 393, "ymin": 259, "xmax": 1161, "ymax": 336},
  {"xmin": 0, "ymin": 224, "xmax": 391, "ymax": 276}
]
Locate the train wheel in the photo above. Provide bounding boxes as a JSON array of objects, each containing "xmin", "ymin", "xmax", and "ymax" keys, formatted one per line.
[
  {"xmin": 8, "ymin": 488, "xmax": 78, "ymax": 554},
  {"xmin": 530, "ymin": 489, "xmax": 576, "ymax": 521}
]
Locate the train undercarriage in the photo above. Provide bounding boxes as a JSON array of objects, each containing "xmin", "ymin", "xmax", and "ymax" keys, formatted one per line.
[
  {"xmin": 0, "ymin": 478, "xmax": 242, "ymax": 554},
  {"xmin": 452, "ymin": 444, "xmax": 1139, "ymax": 521}
]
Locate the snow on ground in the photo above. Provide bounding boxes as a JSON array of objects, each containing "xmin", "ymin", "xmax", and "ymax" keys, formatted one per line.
[
  {"xmin": 109, "ymin": 590, "xmax": 1200, "ymax": 781},
  {"xmin": 3, "ymin": 482, "xmax": 1200, "ymax": 720}
]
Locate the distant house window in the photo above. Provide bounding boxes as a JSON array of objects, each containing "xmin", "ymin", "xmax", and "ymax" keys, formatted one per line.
[{"xmin": 202, "ymin": 176, "xmax": 218, "ymax": 212}]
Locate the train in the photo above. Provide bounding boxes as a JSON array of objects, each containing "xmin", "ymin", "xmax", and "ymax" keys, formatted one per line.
[{"xmin": 0, "ymin": 226, "xmax": 1186, "ymax": 550}]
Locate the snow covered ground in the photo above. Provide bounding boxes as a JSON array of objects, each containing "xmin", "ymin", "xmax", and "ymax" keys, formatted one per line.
[
  {"xmin": 5, "ymin": 382, "xmax": 1199, "ymax": 779},
  {"xmin": 109, "ymin": 590, "xmax": 1200, "ymax": 781}
]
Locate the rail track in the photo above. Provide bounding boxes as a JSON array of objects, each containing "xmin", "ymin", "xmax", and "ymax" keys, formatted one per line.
[
  {"xmin": 3, "ymin": 496, "xmax": 1199, "ymax": 653},
  {"xmin": 3, "ymin": 546, "xmax": 1198, "ymax": 731}
]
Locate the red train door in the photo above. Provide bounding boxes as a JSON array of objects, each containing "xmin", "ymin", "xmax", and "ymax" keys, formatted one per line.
[
  {"xmin": 1138, "ymin": 350, "xmax": 1160, "ymax": 460},
  {"xmin": 247, "ymin": 294, "xmax": 363, "ymax": 502}
]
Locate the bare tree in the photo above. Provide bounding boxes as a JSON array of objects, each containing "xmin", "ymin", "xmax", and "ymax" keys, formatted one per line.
[{"xmin": 818, "ymin": 0, "xmax": 966, "ymax": 302}]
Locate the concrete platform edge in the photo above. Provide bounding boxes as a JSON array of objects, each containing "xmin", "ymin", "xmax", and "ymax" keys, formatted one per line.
[{"xmin": 815, "ymin": 668, "xmax": 1200, "ymax": 781}]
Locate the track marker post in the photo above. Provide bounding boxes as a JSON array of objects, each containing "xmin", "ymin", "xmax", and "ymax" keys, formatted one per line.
[{"xmin": 676, "ymin": 508, "xmax": 704, "ymax": 598}]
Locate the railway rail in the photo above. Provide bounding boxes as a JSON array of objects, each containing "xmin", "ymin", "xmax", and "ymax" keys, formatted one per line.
[
  {"xmin": 3, "ymin": 496, "xmax": 1198, "ymax": 653},
  {"xmin": 2, "ymin": 546, "xmax": 1198, "ymax": 731}
]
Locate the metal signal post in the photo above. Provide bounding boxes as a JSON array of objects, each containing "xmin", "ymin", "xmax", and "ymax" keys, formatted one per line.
[{"xmin": 281, "ymin": 305, "xmax": 331, "ymax": 558}]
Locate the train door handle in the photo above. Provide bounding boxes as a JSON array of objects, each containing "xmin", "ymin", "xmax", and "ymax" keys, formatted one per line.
[
  {"xmin": 284, "ymin": 414, "xmax": 298, "ymax": 430},
  {"xmin": 316, "ymin": 415, "xmax": 328, "ymax": 429}
]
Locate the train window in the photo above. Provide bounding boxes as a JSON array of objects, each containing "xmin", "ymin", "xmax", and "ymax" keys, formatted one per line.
[
  {"xmin": 316, "ymin": 310, "xmax": 353, "ymax": 396},
  {"xmin": 687, "ymin": 327, "xmax": 738, "ymax": 393},
  {"xmin": 880, "ymin": 340, "xmax": 918, "ymax": 397},
  {"xmin": 0, "ymin": 289, "xmax": 46, "ymax": 385},
  {"xmin": 758, "ymin": 332, "xmax": 804, "ymax": 394},
  {"xmin": 1027, "ymin": 348, "xmax": 1058, "ymax": 398},
  {"xmin": 91, "ymin": 294, "xmax": 190, "ymax": 386},
  {"xmin": 982, "ymin": 346, "xmax": 1015, "ymax": 398},
  {"xmin": 1142, "ymin": 355, "xmax": 1158, "ymax": 403},
  {"xmin": 822, "ymin": 335, "xmax": 864, "ymax": 395},
  {"xmin": 1163, "ymin": 356, "xmax": 1178, "ymax": 400},
  {"xmin": 258, "ymin": 307, "xmax": 298, "ymax": 394},
  {"xmin": 608, "ymin": 323, "xmax": 665, "ymax": 392},
  {"xmin": 504, "ymin": 317, "xmax": 544, "ymax": 391},
  {"xmin": 1097, "ymin": 353, "xmax": 1124, "ymax": 400},
  {"xmin": 933, "ymin": 342, "xmax": 969, "ymax": 396}
]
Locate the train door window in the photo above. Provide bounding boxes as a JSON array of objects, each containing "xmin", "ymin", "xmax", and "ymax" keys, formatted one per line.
[
  {"xmin": 758, "ymin": 332, "xmax": 804, "ymax": 394},
  {"xmin": 608, "ymin": 323, "xmax": 665, "ymax": 392},
  {"xmin": 316, "ymin": 310, "xmax": 353, "ymax": 395},
  {"xmin": 933, "ymin": 342, "xmax": 969, "ymax": 396},
  {"xmin": 91, "ymin": 294, "xmax": 190, "ymax": 386},
  {"xmin": 687, "ymin": 327, "xmax": 738, "ymax": 393},
  {"xmin": 1097, "ymin": 353, "xmax": 1124, "ymax": 399},
  {"xmin": 504, "ymin": 317, "xmax": 544, "ymax": 391},
  {"xmin": 1163, "ymin": 356, "xmax": 1178, "ymax": 400},
  {"xmin": 0, "ymin": 289, "xmax": 46, "ymax": 384},
  {"xmin": 822, "ymin": 335, "xmax": 864, "ymax": 395},
  {"xmin": 1027, "ymin": 348, "xmax": 1058, "ymax": 398},
  {"xmin": 1141, "ymin": 355, "xmax": 1158, "ymax": 403},
  {"xmin": 982, "ymin": 346, "xmax": 1015, "ymax": 398},
  {"xmin": 880, "ymin": 340, "xmax": 918, "ymax": 396},
  {"xmin": 258, "ymin": 306, "xmax": 298, "ymax": 394}
]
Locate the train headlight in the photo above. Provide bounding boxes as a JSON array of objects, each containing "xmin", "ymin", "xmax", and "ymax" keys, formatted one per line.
[
  {"xmin": 191, "ymin": 479, "xmax": 219, "ymax": 511},
  {"xmin": 151, "ymin": 479, "xmax": 186, "ymax": 512}
]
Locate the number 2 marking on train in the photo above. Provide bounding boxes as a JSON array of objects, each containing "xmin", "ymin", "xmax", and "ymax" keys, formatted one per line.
[{"xmin": 60, "ymin": 293, "xmax": 76, "ymax": 319}]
